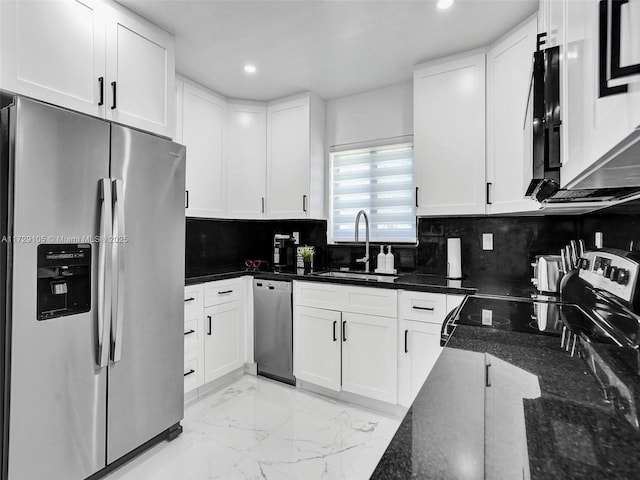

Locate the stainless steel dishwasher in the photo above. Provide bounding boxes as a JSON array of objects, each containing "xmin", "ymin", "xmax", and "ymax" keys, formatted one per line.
[{"xmin": 253, "ymin": 279, "xmax": 295, "ymax": 385}]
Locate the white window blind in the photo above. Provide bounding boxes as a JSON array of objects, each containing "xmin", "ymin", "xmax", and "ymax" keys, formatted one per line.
[{"xmin": 330, "ymin": 143, "xmax": 416, "ymax": 243}]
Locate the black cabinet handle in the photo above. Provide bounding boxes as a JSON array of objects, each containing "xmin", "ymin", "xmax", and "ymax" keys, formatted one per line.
[
  {"xmin": 412, "ymin": 306, "xmax": 435, "ymax": 311},
  {"xmin": 98, "ymin": 77, "xmax": 104, "ymax": 106},
  {"xmin": 261, "ymin": 197, "xmax": 265, "ymax": 213},
  {"xmin": 415, "ymin": 186, "xmax": 419, "ymax": 208},
  {"xmin": 333, "ymin": 320, "xmax": 337, "ymax": 342},
  {"xmin": 207, "ymin": 315, "xmax": 212, "ymax": 335},
  {"xmin": 342, "ymin": 320, "xmax": 347, "ymax": 342},
  {"xmin": 404, "ymin": 329, "xmax": 408, "ymax": 353},
  {"xmin": 110, "ymin": 81, "xmax": 117, "ymax": 110},
  {"xmin": 184, "ymin": 369, "xmax": 195, "ymax": 377},
  {"xmin": 218, "ymin": 290, "xmax": 233, "ymax": 295},
  {"xmin": 184, "ymin": 329, "xmax": 195, "ymax": 336},
  {"xmin": 485, "ymin": 363, "xmax": 491, "ymax": 387},
  {"xmin": 185, "ymin": 190, "xmax": 189, "ymax": 209},
  {"xmin": 184, "ymin": 297, "xmax": 195, "ymax": 302},
  {"xmin": 486, "ymin": 182, "xmax": 492, "ymax": 205},
  {"xmin": 303, "ymin": 195, "xmax": 307, "ymax": 212}
]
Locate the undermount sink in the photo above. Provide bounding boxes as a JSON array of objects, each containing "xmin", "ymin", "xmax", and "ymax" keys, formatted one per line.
[{"xmin": 312, "ymin": 271, "xmax": 398, "ymax": 283}]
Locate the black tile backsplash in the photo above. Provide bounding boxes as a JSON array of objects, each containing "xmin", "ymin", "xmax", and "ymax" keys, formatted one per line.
[
  {"xmin": 185, "ymin": 218, "xmax": 327, "ymax": 276},
  {"xmin": 186, "ymin": 202, "xmax": 640, "ymax": 283}
]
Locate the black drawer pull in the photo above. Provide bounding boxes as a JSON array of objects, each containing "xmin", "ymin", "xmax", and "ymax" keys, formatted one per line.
[
  {"xmin": 184, "ymin": 329, "xmax": 195, "ymax": 336},
  {"xmin": 184, "ymin": 369, "xmax": 195, "ymax": 377},
  {"xmin": 98, "ymin": 77, "xmax": 104, "ymax": 106},
  {"xmin": 184, "ymin": 297, "xmax": 195, "ymax": 302},
  {"xmin": 110, "ymin": 81, "xmax": 117, "ymax": 110},
  {"xmin": 404, "ymin": 329, "xmax": 408, "ymax": 353},
  {"xmin": 342, "ymin": 320, "xmax": 347, "ymax": 342},
  {"xmin": 333, "ymin": 320, "xmax": 337, "ymax": 342},
  {"xmin": 218, "ymin": 290, "xmax": 233, "ymax": 295},
  {"xmin": 413, "ymin": 306, "xmax": 435, "ymax": 311},
  {"xmin": 485, "ymin": 364, "xmax": 491, "ymax": 387},
  {"xmin": 207, "ymin": 315, "xmax": 212, "ymax": 335}
]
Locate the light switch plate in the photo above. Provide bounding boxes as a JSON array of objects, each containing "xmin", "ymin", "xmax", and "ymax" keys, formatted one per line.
[{"xmin": 482, "ymin": 233, "xmax": 493, "ymax": 251}]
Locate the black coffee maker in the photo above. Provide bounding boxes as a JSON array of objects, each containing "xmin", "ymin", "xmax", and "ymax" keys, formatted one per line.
[{"xmin": 273, "ymin": 233, "xmax": 296, "ymax": 272}]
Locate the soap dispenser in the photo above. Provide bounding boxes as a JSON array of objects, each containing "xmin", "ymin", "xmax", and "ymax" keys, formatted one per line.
[
  {"xmin": 385, "ymin": 246, "xmax": 395, "ymax": 273},
  {"xmin": 377, "ymin": 245, "xmax": 386, "ymax": 272}
]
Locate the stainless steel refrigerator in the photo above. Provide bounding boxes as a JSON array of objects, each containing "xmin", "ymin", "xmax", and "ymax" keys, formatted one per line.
[{"xmin": 0, "ymin": 96, "xmax": 186, "ymax": 480}]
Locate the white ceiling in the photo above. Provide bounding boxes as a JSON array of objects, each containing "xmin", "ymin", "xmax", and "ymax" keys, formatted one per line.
[{"xmin": 118, "ymin": 0, "xmax": 538, "ymax": 101}]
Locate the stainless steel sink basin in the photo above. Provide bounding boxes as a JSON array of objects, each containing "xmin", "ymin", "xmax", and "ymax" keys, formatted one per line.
[{"xmin": 312, "ymin": 271, "xmax": 398, "ymax": 283}]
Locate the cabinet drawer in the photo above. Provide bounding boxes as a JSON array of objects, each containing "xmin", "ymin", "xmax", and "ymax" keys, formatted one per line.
[
  {"xmin": 184, "ymin": 316, "xmax": 203, "ymax": 354},
  {"xmin": 204, "ymin": 278, "xmax": 242, "ymax": 306},
  {"xmin": 184, "ymin": 284, "xmax": 204, "ymax": 313},
  {"xmin": 184, "ymin": 349, "xmax": 204, "ymax": 393},
  {"xmin": 399, "ymin": 290, "xmax": 447, "ymax": 324},
  {"xmin": 294, "ymin": 281, "xmax": 342, "ymax": 310},
  {"xmin": 341, "ymin": 286, "xmax": 397, "ymax": 317}
]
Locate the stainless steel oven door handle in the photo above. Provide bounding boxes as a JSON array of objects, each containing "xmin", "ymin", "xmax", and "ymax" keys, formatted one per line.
[
  {"xmin": 111, "ymin": 179, "xmax": 125, "ymax": 362},
  {"xmin": 97, "ymin": 179, "xmax": 113, "ymax": 367}
]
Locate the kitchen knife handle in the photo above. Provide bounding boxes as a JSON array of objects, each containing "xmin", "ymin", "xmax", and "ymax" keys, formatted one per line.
[
  {"xmin": 111, "ymin": 81, "xmax": 117, "ymax": 110},
  {"xmin": 207, "ymin": 315, "xmax": 212, "ymax": 335},
  {"xmin": 183, "ymin": 369, "xmax": 195, "ymax": 377},
  {"xmin": 98, "ymin": 77, "xmax": 104, "ymax": 106},
  {"xmin": 97, "ymin": 179, "xmax": 113, "ymax": 368},
  {"xmin": 111, "ymin": 179, "xmax": 125, "ymax": 363},
  {"xmin": 342, "ymin": 320, "xmax": 347, "ymax": 342},
  {"xmin": 333, "ymin": 321, "xmax": 337, "ymax": 342},
  {"xmin": 404, "ymin": 329, "xmax": 408, "ymax": 353}
]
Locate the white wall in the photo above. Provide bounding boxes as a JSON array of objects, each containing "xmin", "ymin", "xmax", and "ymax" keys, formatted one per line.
[{"xmin": 326, "ymin": 81, "xmax": 413, "ymax": 147}]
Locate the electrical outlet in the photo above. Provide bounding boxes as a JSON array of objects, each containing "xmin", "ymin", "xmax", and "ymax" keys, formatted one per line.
[{"xmin": 482, "ymin": 233, "xmax": 493, "ymax": 251}]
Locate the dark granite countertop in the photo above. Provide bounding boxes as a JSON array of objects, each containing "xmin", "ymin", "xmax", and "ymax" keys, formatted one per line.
[
  {"xmin": 371, "ymin": 325, "xmax": 640, "ymax": 479},
  {"xmin": 185, "ymin": 266, "xmax": 540, "ymax": 297}
]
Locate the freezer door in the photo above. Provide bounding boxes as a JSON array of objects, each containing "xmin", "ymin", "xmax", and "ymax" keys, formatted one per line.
[
  {"xmin": 7, "ymin": 98, "xmax": 110, "ymax": 479},
  {"xmin": 107, "ymin": 125, "xmax": 185, "ymax": 463}
]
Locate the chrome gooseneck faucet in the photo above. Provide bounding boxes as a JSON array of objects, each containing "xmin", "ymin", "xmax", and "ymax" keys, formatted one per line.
[{"xmin": 354, "ymin": 209, "xmax": 370, "ymax": 273}]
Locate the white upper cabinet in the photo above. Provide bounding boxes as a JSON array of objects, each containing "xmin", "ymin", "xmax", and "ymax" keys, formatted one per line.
[
  {"xmin": 176, "ymin": 77, "xmax": 226, "ymax": 218},
  {"xmin": 561, "ymin": 0, "xmax": 640, "ymax": 189},
  {"xmin": 0, "ymin": 0, "xmax": 106, "ymax": 117},
  {"xmin": 226, "ymin": 101, "xmax": 267, "ymax": 219},
  {"xmin": 105, "ymin": 2, "xmax": 175, "ymax": 138},
  {"xmin": 486, "ymin": 16, "xmax": 540, "ymax": 214},
  {"xmin": 414, "ymin": 50, "xmax": 487, "ymax": 216},
  {"xmin": 0, "ymin": 0, "xmax": 175, "ymax": 138},
  {"xmin": 266, "ymin": 93, "xmax": 325, "ymax": 219}
]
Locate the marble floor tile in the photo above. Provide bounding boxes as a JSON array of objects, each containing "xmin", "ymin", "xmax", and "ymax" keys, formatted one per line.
[{"xmin": 104, "ymin": 375, "xmax": 401, "ymax": 480}]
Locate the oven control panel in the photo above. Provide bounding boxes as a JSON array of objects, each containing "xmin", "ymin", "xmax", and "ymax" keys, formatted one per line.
[{"xmin": 578, "ymin": 249, "xmax": 640, "ymax": 306}]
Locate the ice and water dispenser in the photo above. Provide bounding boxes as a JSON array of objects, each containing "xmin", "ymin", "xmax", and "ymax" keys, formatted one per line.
[{"xmin": 37, "ymin": 244, "xmax": 91, "ymax": 320}]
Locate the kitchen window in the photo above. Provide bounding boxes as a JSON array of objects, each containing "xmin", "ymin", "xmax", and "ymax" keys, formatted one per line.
[{"xmin": 330, "ymin": 142, "xmax": 416, "ymax": 243}]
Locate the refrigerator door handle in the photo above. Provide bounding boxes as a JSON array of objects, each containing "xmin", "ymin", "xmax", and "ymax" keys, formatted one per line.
[
  {"xmin": 98, "ymin": 179, "xmax": 113, "ymax": 367},
  {"xmin": 111, "ymin": 179, "xmax": 126, "ymax": 362}
]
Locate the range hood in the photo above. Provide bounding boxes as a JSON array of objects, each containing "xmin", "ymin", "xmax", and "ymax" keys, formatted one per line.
[{"xmin": 525, "ymin": 40, "xmax": 640, "ymax": 208}]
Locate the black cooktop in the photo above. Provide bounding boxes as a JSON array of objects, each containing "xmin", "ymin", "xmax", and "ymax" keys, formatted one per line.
[{"xmin": 451, "ymin": 296, "xmax": 622, "ymax": 345}]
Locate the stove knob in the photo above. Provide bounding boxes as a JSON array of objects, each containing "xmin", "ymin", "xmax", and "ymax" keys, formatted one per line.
[
  {"xmin": 608, "ymin": 266, "xmax": 619, "ymax": 281},
  {"xmin": 617, "ymin": 269, "xmax": 629, "ymax": 285}
]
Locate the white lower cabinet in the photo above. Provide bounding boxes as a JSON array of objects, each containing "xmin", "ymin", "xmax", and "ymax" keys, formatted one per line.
[
  {"xmin": 204, "ymin": 300, "xmax": 245, "ymax": 383},
  {"xmin": 341, "ymin": 312, "xmax": 397, "ymax": 403},
  {"xmin": 184, "ymin": 278, "xmax": 247, "ymax": 394},
  {"xmin": 293, "ymin": 281, "xmax": 398, "ymax": 404},
  {"xmin": 293, "ymin": 305, "xmax": 341, "ymax": 391},
  {"xmin": 397, "ymin": 290, "xmax": 464, "ymax": 407},
  {"xmin": 397, "ymin": 320, "xmax": 443, "ymax": 407}
]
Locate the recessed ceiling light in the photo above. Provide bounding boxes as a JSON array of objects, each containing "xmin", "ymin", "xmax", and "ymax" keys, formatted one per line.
[
  {"xmin": 437, "ymin": 0, "xmax": 454, "ymax": 10},
  {"xmin": 244, "ymin": 65, "xmax": 257, "ymax": 74}
]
